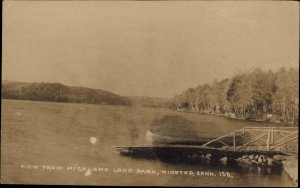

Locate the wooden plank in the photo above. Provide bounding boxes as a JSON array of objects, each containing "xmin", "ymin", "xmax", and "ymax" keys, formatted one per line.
[
  {"xmin": 267, "ymin": 129, "xmax": 271, "ymax": 151},
  {"xmin": 274, "ymin": 131, "xmax": 298, "ymax": 145},
  {"xmin": 201, "ymin": 132, "xmax": 234, "ymax": 147},
  {"xmin": 114, "ymin": 145, "xmax": 285, "ymax": 156},
  {"xmin": 271, "ymin": 127, "xmax": 274, "ymax": 144},
  {"xmin": 247, "ymin": 130, "xmax": 268, "ymax": 143},
  {"xmin": 244, "ymin": 127, "xmax": 298, "ymax": 130},
  {"xmin": 217, "ymin": 139, "xmax": 230, "ymax": 146},
  {"xmin": 237, "ymin": 132, "xmax": 269, "ymax": 151},
  {"xmin": 233, "ymin": 132, "xmax": 236, "ymax": 151},
  {"xmin": 270, "ymin": 136, "xmax": 298, "ymax": 150}
]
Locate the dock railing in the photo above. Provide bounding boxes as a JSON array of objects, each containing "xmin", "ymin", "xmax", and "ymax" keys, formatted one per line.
[{"xmin": 201, "ymin": 127, "xmax": 298, "ymax": 153}]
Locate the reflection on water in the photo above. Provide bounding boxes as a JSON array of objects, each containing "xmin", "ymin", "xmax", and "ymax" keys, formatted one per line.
[{"xmin": 113, "ymin": 153, "xmax": 291, "ymax": 187}]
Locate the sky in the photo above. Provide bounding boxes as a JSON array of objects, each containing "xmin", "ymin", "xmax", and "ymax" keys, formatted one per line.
[{"xmin": 2, "ymin": 1, "xmax": 299, "ymax": 98}]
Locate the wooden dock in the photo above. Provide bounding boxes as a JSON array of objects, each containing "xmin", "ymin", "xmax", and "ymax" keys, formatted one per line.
[{"xmin": 114, "ymin": 127, "xmax": 298, "ymax": 161}]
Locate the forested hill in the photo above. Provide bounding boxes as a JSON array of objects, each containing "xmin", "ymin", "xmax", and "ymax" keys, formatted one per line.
[
  {"xmin": 174, "ymin": 67, "xmax": 299, "ymax": 124},
  {"xmin": 2, "ymin": 81, "xmax": 132, "ymax": 106}
]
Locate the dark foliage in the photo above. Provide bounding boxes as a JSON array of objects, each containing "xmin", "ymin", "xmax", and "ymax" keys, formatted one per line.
[{"xmin": 2, "ymin": 81, "xmax": 132, "ymax": 106}]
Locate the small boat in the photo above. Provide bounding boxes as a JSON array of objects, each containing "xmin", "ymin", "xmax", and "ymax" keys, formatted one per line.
[{"xmin": 145, "ymin": 130, "xmax": 213, "ymax": 145}]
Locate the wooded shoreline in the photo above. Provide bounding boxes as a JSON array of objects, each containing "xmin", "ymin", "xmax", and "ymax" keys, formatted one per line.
[
  {"xmin": 174, "ymin": 109, "xmax": 299, "ymax": 126},
  {"xmin": 174, "ymin": 67, "xmax": 299, "ymax": 125}
]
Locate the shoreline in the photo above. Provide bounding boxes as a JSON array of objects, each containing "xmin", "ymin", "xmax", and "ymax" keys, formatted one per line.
[{"xmin": 175, "ymin": 110, "xmax": 299, "ymax": 126}]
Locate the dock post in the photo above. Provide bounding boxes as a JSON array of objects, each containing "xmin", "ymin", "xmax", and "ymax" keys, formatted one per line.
[
  {"xmin": 271, "ymin": 127, "xmax": 274, "ymax": 144},
  {"xmin": 267, "ymin": 128, "xmax": 271, "ymax": 151},
  {"xmin": 233, "ymin": 132, "xmax": 236, "ymax": 151}
]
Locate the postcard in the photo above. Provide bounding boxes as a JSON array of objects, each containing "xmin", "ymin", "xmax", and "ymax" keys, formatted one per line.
[{"xmin": 1, "ymin": 0, "xmax": 298, "ymax": 186}]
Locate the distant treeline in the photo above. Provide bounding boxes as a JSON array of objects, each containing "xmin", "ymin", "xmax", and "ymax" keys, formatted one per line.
[
  {"xmin": 174, "ymin": 67, "xmax": 299, "ymax": 124},
  {"xmin": 2, "ymin": 81, "xmax": 174, "ymax": 108},
  {"xmin": 2, "ymin": 81, "xmax": 132, "ymax": 106},
  {"xmin": 127, "ymin": 96, "xmax": 174, "ymax": 109}
]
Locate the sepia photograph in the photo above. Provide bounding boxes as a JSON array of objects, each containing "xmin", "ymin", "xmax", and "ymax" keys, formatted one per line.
[{"xmin": 1, "ymin": 0, "xmax": 299, "ymax": 186}]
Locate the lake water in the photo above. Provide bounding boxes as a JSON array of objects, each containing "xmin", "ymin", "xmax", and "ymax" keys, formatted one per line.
[{"xmin": 1, "ymin": 99, "xmax": 296, "ymax": 186}]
